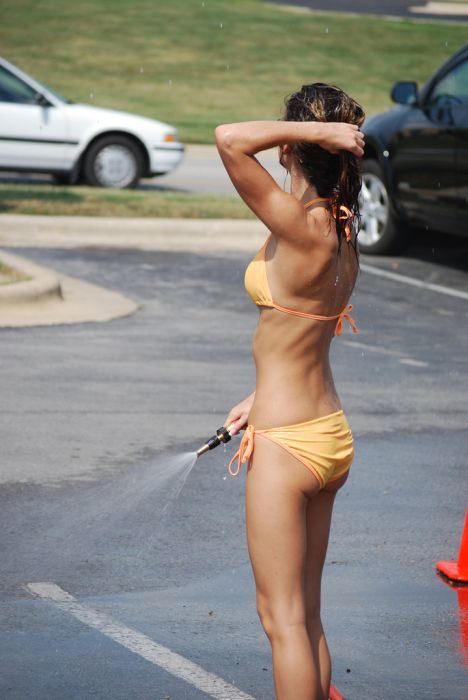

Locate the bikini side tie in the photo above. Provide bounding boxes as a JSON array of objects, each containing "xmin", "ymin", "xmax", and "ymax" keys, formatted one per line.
[
  {"xmin": 228, "ymin": 424, "xmax": 255, "ymax": 476},
  {"xmin": 335, "ymin": 304, "xmax": 358, "ymax": 336}
]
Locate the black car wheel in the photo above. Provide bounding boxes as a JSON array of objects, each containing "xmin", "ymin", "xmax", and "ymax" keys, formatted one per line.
[
  {"xmin": 83, "ymin": 135, "xmax": 144, "ymax": 189},
  {"xmin": 359, "ymin": 160, "xmax": 405, "ymax": 255}
]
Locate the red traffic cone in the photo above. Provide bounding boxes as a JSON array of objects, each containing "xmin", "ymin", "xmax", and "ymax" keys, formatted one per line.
[
  {"xmin": 436, "ymin": 509, "xmax": 468, "ymax": 584},
  {"xmin": 329, "ymin": 683, "xmax": 346, "ymax": 700}
]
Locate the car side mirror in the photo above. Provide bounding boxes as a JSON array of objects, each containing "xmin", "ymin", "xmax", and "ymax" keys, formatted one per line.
[
  {"xmin": 391, "ymin": 81, "xmax": 419, "ymax": 106},
  {"xmin": 34, "ymin": 92, "xmax": 52, "ymax": 107}
]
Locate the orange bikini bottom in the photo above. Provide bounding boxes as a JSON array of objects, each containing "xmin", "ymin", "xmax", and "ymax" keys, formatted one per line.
[{"xmin": 228, "ymin": 410, "xmax": 354, "ymax": 489}]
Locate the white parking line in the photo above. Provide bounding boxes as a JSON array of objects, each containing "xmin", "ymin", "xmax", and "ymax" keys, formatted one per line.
[
  {"xmin": 342, "ymin": 339, "xmax": 403, "ymax": 357},
  {"xmin": 342, "ymin": 340, "xmax": 429, "ymax": 367},
  {"xmin": 399, "ymin": 358, "xmax": 429, "ymax": 368},
  {"xmin": 24, "ymin": 582, "xmax": 254, "ymax": 700},
  {"xmin": 360, "ymin": 263, "xmax": 468, "ymax": 301}
]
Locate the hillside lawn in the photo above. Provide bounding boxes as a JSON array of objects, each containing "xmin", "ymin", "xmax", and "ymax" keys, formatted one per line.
[
  {"xmin": 1, "ymin": 1, "xmax": 466, "ymax": 217},
  {"xmin": 1, "ymin": 0, "xmax": 467, "ymax": 144}
]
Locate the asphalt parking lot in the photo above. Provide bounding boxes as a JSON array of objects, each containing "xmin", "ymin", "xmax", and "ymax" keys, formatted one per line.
[{"xmin": 1, "ymin": 227, "xmax": 467, "ymax": 698}]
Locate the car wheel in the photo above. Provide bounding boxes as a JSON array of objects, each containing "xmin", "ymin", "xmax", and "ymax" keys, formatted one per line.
[
  {"xmin": 83, "ymin": 135, "xmax": 144, "ymax": 189},
  {"xmin": 359, "ymin": 160, "xmax": 405, "ymax": 255}
]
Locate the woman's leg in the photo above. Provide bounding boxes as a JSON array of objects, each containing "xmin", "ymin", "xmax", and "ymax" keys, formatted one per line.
[
  {"xmin": 245, "ymin": 435, "xmax": 322, "ymax": 700},
  {"xmin": 304, "ymin": 473, "xmax": 348, "ymax": 699}
]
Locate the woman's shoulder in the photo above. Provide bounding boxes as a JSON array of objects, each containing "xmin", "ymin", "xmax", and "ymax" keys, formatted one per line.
[
  {"xmin": 272, "ymin": 225, "xmax": 338, "ymax": 286},
  {"xmin": 273, "ymin": 207, "xmax": 339, "ymax": 257}
]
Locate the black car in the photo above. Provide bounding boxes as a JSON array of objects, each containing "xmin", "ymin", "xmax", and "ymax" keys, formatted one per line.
[{"xmin": 360, "ymin": 44, "xmax": 468, "ymax": 255}]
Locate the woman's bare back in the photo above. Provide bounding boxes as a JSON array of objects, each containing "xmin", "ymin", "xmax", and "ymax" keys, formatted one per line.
[{"xmin": 250, "ymin": 206, "xmax": 359, "ymax": 428}]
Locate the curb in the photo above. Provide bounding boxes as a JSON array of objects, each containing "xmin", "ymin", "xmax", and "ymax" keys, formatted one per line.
[
  {"xmin": 0, "ymin": 249, "xmax": 62, "ymax": 305},
  {"xmin": 0, "ymin": 214, "xmax": 268, "ymax": 253},
  {"xmin": 0, "ymin": 248, "xmax": 140, "ymax": 328},
  {"xmin": 0, "ymin": 214, "xmax": 268, "ymax": 328}
]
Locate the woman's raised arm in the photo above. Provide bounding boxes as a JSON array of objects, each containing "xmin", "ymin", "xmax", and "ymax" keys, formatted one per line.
[{"xmin": 215, "ymin": 120, "xmax": 364, "ymax": 239}]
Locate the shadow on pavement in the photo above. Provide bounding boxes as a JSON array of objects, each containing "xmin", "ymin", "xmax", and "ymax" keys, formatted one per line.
[{"xmin": 404, "ymin": 227, "xmax": 468, "ymax": 275}]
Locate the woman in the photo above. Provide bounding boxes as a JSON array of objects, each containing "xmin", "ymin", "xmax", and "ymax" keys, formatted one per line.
[{"xmin": 216, "ymin": 83, "xmax": 365, "ymax": 700}]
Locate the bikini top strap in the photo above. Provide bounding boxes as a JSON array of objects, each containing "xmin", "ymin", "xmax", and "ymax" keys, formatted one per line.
[
  {"xmin": 303, "ymin": 197, "xmax": 330, "ymax": 209},
  {"xmin": 335, "ymin": 304, "xmax": 358, "ymax": 335},
  {"xmin": 334, "ymin": 204, "xmax": 353, "ymax": 243},
  {"xmin": 304, "ymin": 197, "xmax": 354, "ymax": 242}
]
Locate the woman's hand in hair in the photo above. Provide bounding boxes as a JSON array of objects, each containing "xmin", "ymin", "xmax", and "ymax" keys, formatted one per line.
[
  {"xmin": 224, "ymin": 392, "xmax": 255, "ymax": 436},
  {"xmin": 317, "ymin": 122, "xmax": 365, "ymax": 157}
]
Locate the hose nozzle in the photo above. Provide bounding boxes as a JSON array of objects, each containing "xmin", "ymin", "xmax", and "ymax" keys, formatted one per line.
[{"xmin": 196, "ymin": 426, "xmax": 232, "ymax": 458}]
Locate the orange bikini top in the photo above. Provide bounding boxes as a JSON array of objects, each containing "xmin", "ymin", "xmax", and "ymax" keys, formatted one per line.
[{"xmin": 244, "ymin": 197, "xmax": 358, "ymax": 336}]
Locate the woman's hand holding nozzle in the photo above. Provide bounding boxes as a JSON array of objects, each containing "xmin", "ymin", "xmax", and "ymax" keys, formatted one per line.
[{"xmin": 224, "ymin": 391, "xmax": 256, "ymax": 436}]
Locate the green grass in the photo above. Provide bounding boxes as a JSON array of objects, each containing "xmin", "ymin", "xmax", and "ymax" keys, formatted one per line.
[
  {"xmin": 1, "ymin": 0, "xmax": 467, "ymax": 143},
  {"xmin": 0, "ymin": 184, "xmax": 255, "ymax": 218}
]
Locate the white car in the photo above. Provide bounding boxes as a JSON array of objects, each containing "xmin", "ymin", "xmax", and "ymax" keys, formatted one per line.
[{"xmin": 0, "ymin": 57, "xmax": 184, "ymax": 188}]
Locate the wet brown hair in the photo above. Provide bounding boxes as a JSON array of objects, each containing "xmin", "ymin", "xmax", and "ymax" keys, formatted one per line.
[{"xmin": 283, "ymin": 83, "xmax": 365, "ymax": 250}]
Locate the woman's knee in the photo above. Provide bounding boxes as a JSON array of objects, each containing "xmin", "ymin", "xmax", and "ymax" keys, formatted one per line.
[
  {"xmin": 256, "ymin": 592, "xmax": 273, "ymax": 637},
  {"xmin": 256, "ymin": 591, "xmax": 306, "ymax": 641}
]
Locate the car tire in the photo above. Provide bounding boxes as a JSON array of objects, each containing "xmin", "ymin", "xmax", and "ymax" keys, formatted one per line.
[
  {"xmin": 83, "ymin": 135, "xmax": 144, "ymax": 189},
  {"xmin": 359, "ymin": 160, "xmax": 406, "ymax": 255}
]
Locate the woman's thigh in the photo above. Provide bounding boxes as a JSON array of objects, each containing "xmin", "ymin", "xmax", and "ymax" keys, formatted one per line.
[
  {"xmin": 304, "ymin": 473, "xmax": 348, "ymax": 615},
  {"xmin": 245, "ymin": 435, "xmax": 322, "ymax": 621}
]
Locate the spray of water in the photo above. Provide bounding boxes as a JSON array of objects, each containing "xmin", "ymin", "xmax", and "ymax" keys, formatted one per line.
[
  {"xmin": 46, "ymin": 451, "xmax": 199, "ymax": 551},
  {"xmin": 40, "ymin": 425, "xmax": 234, "ymax": 577}
]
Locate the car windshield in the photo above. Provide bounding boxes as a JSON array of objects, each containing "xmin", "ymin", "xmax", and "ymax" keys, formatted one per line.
[
  {"xmin": 430, "ymin": 58, "xmax": 468, "ymax": 103},
  {"xmin": 0, "ymin": 64, "xmax": 72, "ymax": 105}
]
